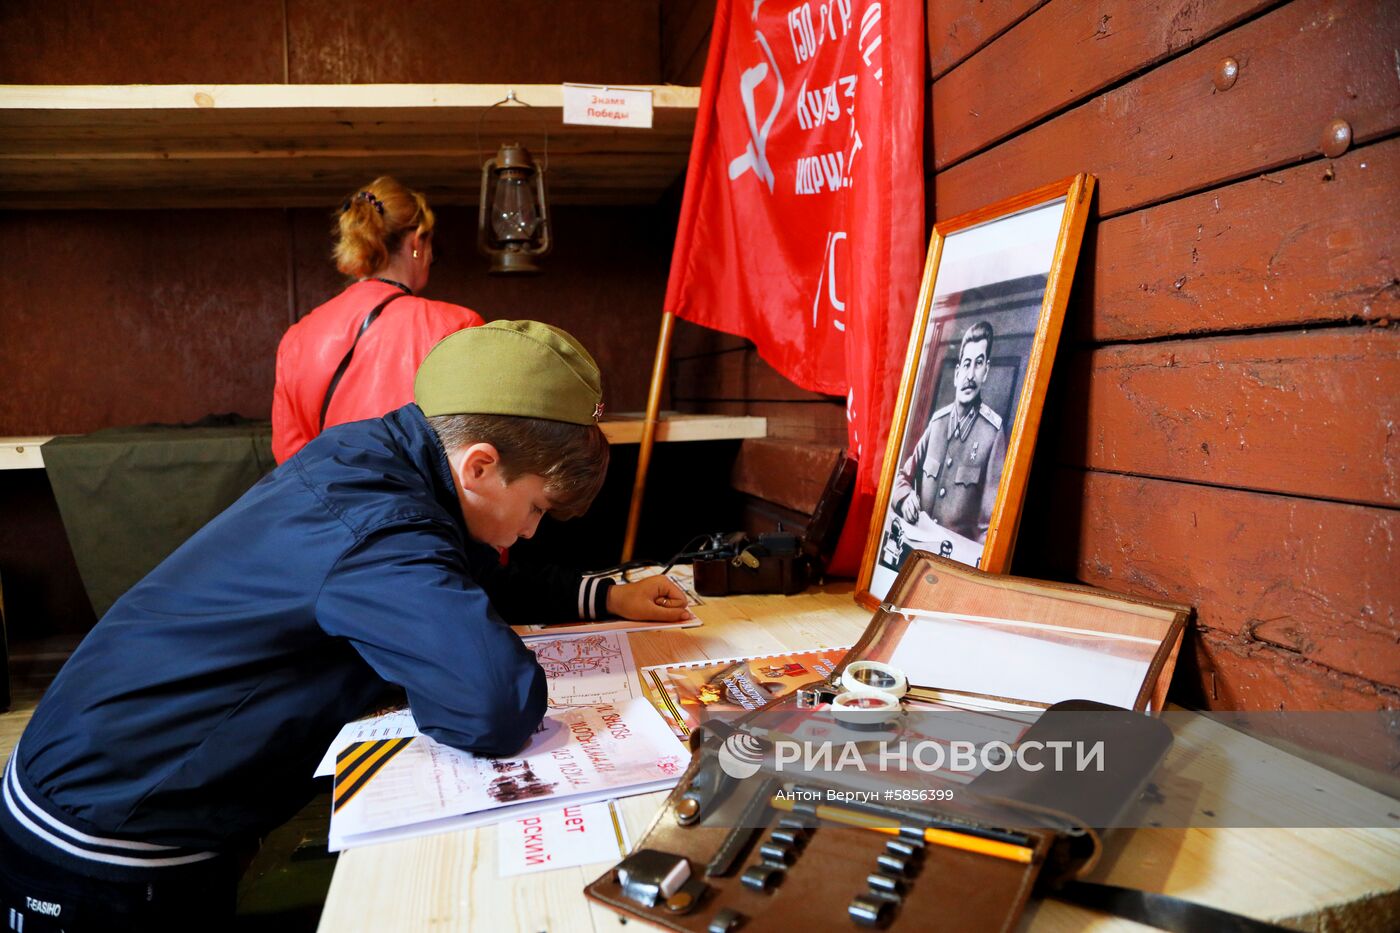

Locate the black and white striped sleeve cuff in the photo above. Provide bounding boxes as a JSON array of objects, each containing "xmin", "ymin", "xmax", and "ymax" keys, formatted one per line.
[{"xmin": 577, "ymin": 575, "xmax": 615, "ymax": 620}]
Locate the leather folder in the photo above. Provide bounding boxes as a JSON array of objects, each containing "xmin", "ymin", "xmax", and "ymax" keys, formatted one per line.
[{"xmin": 585, "ymin": 553, "xmax": 1190, "ymax": 931}]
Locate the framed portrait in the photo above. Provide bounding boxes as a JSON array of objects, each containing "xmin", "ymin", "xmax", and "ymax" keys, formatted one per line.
[{"xmin": 857, "ymin": 175, "xmax": 1095, "ymax": 607}]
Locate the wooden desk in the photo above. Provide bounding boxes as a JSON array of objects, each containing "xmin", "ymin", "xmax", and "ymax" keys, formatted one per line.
[{"xmin": 317, "ymin": 587, "xmax": 1400, "ymax": 932}]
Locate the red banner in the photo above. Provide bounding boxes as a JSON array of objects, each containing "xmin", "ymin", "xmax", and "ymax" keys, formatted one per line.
[{"xmin": 664, "ymin": 0, "xmax": 925, "ymax": 574}]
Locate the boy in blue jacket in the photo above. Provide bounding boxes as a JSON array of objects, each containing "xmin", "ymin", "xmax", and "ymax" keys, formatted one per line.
[{"xmin": 0, "ymin": 321, "xmax": 689, "ymax": 931}]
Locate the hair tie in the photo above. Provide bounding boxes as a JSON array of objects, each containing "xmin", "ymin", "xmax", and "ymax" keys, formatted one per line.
[{"xmin": 354, "ymin": 190, "xmax": 386, "ymax": 215}]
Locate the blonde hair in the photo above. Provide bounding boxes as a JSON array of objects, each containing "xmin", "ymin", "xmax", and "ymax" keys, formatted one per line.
[{"xmin": 332, "ymin": 176, "xmax": 436, "ymax": 278}]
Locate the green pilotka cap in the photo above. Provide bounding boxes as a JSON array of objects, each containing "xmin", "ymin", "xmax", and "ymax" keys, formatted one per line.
[{"xmin": 414, "ymin": 320, "xmax": 604, "ymax": 425}]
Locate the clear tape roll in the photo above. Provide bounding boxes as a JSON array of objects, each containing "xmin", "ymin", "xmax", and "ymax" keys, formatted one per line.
[
  {"xmin": 840, "ymin": 660, "xmax": 908, "ymax": 699},
  {"xmin": 830, "ymin": 688, "xmax": 901, "ymax": 728},
  {"xmin": 831, "ymin": 689, "xmax": 900, "ymax": 711}
]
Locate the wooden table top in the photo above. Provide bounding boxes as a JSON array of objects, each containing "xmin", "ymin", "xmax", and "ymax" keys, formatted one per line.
[{"xmin": 317, "ymin": 585, "xmax": 1400, "ymax": 932}]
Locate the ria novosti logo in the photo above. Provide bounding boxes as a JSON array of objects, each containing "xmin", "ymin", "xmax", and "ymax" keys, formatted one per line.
[
  {"xmin": 717, "ymin": 732, "xmax": 767, "ymax": 779},
  {"xmin": 716, "ymin": 733, "xmax": 1106, "ymax": 780}
]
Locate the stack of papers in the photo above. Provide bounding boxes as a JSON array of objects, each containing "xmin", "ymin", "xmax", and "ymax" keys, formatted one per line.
[{"xmin": 323, "ymin": 631, "xmax": 688, "ymax": 851}]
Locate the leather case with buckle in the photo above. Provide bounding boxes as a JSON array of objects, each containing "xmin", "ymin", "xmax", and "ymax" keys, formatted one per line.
[{"xmin": 584, "ymin": 553, "xmax": 1188, "ymax": 931}]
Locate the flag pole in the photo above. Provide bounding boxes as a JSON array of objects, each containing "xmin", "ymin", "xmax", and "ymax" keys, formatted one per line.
[{"xmin": 621, "ymin": 311, "xmax": 676, "ymax": 562}]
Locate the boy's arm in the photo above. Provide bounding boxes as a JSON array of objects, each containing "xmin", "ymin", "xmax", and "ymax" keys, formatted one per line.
[
  {"xmin": 315, "ymin": 520, "xmax": 548, "ymax": 756},
  {"xmin": 462, "ymin": 542, "xmax": 694, "ymax": 625},
  {"xmin": 461, "ymin": 539, "xmax": 614, "ymax": 623}
]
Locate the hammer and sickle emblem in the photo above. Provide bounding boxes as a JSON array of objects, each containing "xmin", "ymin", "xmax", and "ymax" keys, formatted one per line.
[{"xmin": 727, "ymin": 30, "xmax": 784, "ymax": 193}]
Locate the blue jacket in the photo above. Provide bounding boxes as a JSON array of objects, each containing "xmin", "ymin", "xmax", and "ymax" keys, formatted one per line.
[{"xmin": 5, "ymin": 404, "xmax": 612, "ymax": 870}]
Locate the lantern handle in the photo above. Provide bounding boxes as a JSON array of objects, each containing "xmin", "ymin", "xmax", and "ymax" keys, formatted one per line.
[{"xmin": 475, "ymin": 90, "xmax": 548, "ymax": 174}]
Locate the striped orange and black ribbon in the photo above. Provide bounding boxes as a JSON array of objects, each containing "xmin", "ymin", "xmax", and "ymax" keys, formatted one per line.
[{"xmin": 333, "ymin": 737, "xmax": 413, "ymax": 813}]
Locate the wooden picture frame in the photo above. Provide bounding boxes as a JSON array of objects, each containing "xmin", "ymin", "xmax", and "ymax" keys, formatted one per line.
[{"xmin": 857, "ymin": 175, "xmax": 1095, "ymax": 608}]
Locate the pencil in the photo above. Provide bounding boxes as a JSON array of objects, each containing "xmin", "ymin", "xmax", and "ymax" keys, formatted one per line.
[{"xmin": 770, "ymin": 795, "xmax": 1035, "ymax": 865}]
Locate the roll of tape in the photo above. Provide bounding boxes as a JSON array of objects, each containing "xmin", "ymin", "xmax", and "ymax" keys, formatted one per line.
[
  {"xmin": 840, "ymin": 661, "xmax": 908, "ymax": 699},
  {"xmin": 831, "ymin": 689, "xmax": 899, "ymax": 711},
  {"xmin": 830, "ymin": 688, "xmax": 901, "ymax": 728}
]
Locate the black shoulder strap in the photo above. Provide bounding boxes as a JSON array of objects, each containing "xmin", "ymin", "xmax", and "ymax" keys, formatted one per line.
[
  {"xmin": 318, "ymin": 292, "xmax": 407, "ymax": 431},
  {"xmin": 1055, "ymin": 881, "xmax": 1292, "ymax": 932}
]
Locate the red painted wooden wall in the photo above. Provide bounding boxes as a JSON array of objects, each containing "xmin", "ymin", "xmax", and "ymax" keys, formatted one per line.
[
  {"xmin": 669, "ymin": 0, "xmax": 1399, "ymax": 711},
  {"xmin": 1, "ymin": 1, "xmax": 1394, "ymax": 714},
  {"xmin": 927, "ymin": 0, "xmax": 1398, "ymax": 712},
  {"xmin": 0, "ymin": 1, "xmax": 685, "ymax": 640}
]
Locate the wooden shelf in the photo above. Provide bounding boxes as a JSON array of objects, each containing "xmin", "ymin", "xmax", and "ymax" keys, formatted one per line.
[
  {"xmin": 598, "ymin": 412, "xmax": 766, "ymax": 445},
  {"xmin": 0, "ymin": 437, "xmax": 50, "ymax": 470},
  {"xmin": 0, "ymin": 83, "xmax": 700, "ymax": 209},
  {"xmin": 0, "ymin": 414, "xmax": 765, "ymax": 470}
]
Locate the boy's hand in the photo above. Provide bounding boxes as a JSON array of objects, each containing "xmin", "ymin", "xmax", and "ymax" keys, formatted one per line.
[{"xmin": 606, "ymin": 576, "xmax": 695, "ymax": 622}]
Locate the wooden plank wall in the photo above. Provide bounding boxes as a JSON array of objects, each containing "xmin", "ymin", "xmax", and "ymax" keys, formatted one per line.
[
  {"xmin": 0, "ymin": 0, "xmax": 676, "ymax": 436},
  {"xmin": 932, "ymin": 0, "xmax": 1399, "ymax": 711},
  {"xmin": 0, "ymin": 205, "xmax": 675, "ymax": 436},
  {"xmin": 0, "ymin": 1, "xmax": 680, "ymax": 641},
  {"xmin": 672, "ymin": 0, "xmax": 1397, "ymax": 710},
  {"xmin": 0, "ymin": 0, "xmax": 660, "ymax": 84},
  {"xmin": 669, "ymin": 320, "xmax": 849, "ymax": 535},
  {"xmin": 661, "ymin": 0, "xmax": 718, "ymax": 85}
]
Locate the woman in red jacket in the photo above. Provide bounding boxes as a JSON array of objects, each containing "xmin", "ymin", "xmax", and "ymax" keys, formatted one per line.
[{"xmin": 272, "ymin": 176, "xmax": 484, "ymax": 463}]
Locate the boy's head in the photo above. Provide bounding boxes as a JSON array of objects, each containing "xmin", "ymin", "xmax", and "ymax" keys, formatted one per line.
[{"xmin": 415, "ymin": 321, "xmax": 609, "ymax": 547}]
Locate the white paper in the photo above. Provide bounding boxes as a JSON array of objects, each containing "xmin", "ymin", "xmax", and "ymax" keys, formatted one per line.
[
  {"xmin": 329, "ymin": 697, "xmax": 686, "ymax": 850},
  {"xmin": 562, "ymin": 83, "xmax": 653, "ymax": 128},
  {"xmin": 316, "ymin": 630, "xmax": 641, "ymax": 777},
  {"xmin": 518, "ymin": 616, "xmax": 703, "ymax": 639},
  {"xmin": 934, "ymin": 199, "xmax": 1066, "ymax": 296},
  {"xmin": 330, "ymin": 778, "xmax": 638, "ymax": 850},
  {"xmin": 534, "ymin": 630, "xmax": 639, "ymax": 708},
  {"xmin": 893, "ymin": 514, "xmax": 984, "ymax": 566},
  {"xmin": 887, "ymin": 612, "xmax": 1154, "ymax": 709},
  {"xmin": 496, "ymin": 800, "xmax": 630, "ymax": 877}
]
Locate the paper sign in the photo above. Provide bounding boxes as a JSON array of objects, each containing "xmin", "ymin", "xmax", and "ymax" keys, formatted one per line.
[
  {"xmin": 562, "ymin": 83, "xmax": 653, "ymax": 128},
  {"xmin": 497, "ymin": 800, "xmax": 630, "ymax": 877}
]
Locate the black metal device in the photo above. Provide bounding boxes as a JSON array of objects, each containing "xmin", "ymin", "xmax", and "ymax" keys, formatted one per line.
[{"xmin": 692, "ymin": 530, "xmax": 812, "ymax": 597}]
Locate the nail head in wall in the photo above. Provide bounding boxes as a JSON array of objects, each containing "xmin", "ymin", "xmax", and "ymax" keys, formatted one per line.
[
  {"xmin": 1212, "ymin": 58, "xmax": 1239, "ymax": 92},
  {"xmin": 1320, "ymin": 119, "xmax": 1352, "ymax": 158}
]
